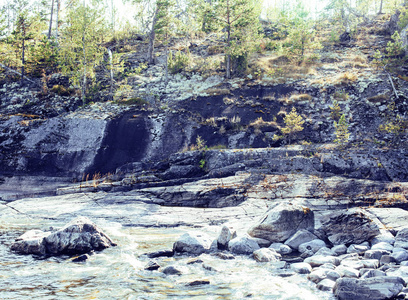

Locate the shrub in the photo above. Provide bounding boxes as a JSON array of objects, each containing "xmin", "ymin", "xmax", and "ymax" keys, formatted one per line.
[
  {"xmin": 281, "ymin": 107, "xmax": 304, "ymax": 144},
  {"xmin": 168, "ymin": 50, "xmax": 190, "ymax": 74},
  {"xmin": 334, "ymin": 114, "xmax": 350, "ymax": 148},
  {"xmin": 50, "ymin": 85, "xmax": 71, "ymax": 96}
]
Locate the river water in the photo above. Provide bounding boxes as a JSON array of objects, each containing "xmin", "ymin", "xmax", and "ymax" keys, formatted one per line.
[
  {"xmin": 0, "ymin": 189, "xmax": 335, "ymax": 300},
  {"xmin": 0, "ymin": 224, "xmax": 334, "ymax": 299}
]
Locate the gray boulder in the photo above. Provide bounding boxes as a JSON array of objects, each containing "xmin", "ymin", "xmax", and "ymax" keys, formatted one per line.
[
  {"xmin": 395, "ymin": 228, "xmax": 408, "ymax": 249},
  {"xmin": 173, "ymin": 232, "xmax": 213, "ymax": 255},
  {"xmin": 247, "ymin": 203, "xmax": 314, "ymax": 243},
  {"xmin": 228, "ymin": 236, "xmax": 260, "ymax": 255},
  {"xmin": 253, "ymin": 248, "xmax": 281, "ymax": 262},
  {"xmin": 318, "ymin": 208, "xmax": 382, "ymax": 245},
  {"xmin": 284, "ymin": 229, "xmax": 317, "ymax": 250},
  {"xmin": 298, "ymin": 239, "xmax": 326, "ymax": 255},
  {"xmin": 11, "ymin": 217, "xmax": 116, "ymax": 256},
  {"xmin": 217, "ymin": 225, "xmax": 237, "ymax": 250},
  {"xmin": 291, "ymin": 262, "xmax": 312, "ymax": 274},
  {"xmin": 333, "ymin": 277, "xmax": 405, "ymax": 300},
  {"xmin": 316, "ymin": 278, "xmax": 336, "ymax": 291},
  {"xmin": 10, "ymin": 230, "xmax": 50, "ymax": 255},
  {"xmin": 304, "ymin": 255, "xmax": 340, "ymax": 268}
]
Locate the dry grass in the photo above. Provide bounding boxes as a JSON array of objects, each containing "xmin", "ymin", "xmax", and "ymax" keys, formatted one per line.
[
  {"xmin": 334, "ymin": 72, "xmax": 358, "ymax": 85},
  {"xmin": 290, "ymin": 93, "xmax": 313, "ymax": 102},
  {"xmin": 249, "ymin": 117, "xmax": 278, "ymax": 129}
]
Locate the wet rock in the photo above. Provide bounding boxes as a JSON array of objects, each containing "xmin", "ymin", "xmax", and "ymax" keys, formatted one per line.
[
  {"xmin": 253, "ymin": 248, "xmax": 281, "ymax": 262},
  {"xmin": 11, "ymin": 217, "xmax": 116, "ymax": 256},
  {"xmin": 314, "ymin": 247, "xmax": 334, "ymax": 256},
  {"xmin": 247, "ymin": 203, "xmax": 314, "ymax": 243},
  {"xmin": 144, "ymin": 261, "xmax": 160, "ymax": 271},
  {"xmin": 44, "ymin": 217, "xmax": 116, "ymax": 255},
  {"xmin": 146, "ymin": 249, "xmax": 174, "ymax": 258},
  {"xmin": 161, "ymin": 265, "xmax": 184, "ymax": 275},
  {"xmin": 341, "ymin": 259, "xmax": 365, "ymax": 270},
  {"xmin": 318, "ymin": 208, "xmax": 382, "ymax": 245},
  {"xmin": 284, "ymin": 229, "xmax": 318, "ymax": 250},
  {"xmin": 217, "ymin": 225, "xmax": 237, "ymax": 250},
  {"xmin": 10, "ymin": 230, "xmax": 50, "ymax": 255},
  {"xmin": 173, "ymin": 232, "xmax": 212, "ymax": 255},
  {"xmin": 72, "ymin": 254, "xmax": 90, "ymax": 263},
  {"xmin": 291, "ymin": 262, "xmax": 312, "ymax": 274},
  {"xmin": 185, "ymin": 279, "xmax": 210, "ymax": 286},
  {"xmin": 202, "ymin": 263, "xmax": 217, "ymax": 272},
  {"xmin": 333, "ymin": 276, "xmax": 405, "ymax": 300},
  {"xmin": 316, "ymin": 278, "xmax": 336, "ymax": 292},
  {"xmin": 228, "ymin": 236, "xmax": 260, "ymax": 255},
  {"xmin": 187, "ymin": 258, "xmax": 204, "ymax": 265},
  {"xmin": 360, "ymin": 259, "xmax": 380, "ymax": 269},
  {"xmin": 214, "ymin": 252, "xmax": 235, "ymax": 260}
]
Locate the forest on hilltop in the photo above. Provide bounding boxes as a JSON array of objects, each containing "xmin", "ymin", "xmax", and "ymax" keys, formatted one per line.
[{"xmin": 0, "ymin": 0, "xmax": 408, "ymax": 105}]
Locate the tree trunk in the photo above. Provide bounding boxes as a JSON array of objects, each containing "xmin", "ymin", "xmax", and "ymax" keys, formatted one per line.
[
  {"xmin": 48, "ymin": 0, "xmax": 55, "ymax": 39},
  {"xmin": 55, "ymin": 0, "xmax": 59, "ymax": 41},
  {"xmin": 148, "ymin": 9, "xmax": 158, "ymax": 64},
  {"xmin": 165, "ymin": 38, "xmax": 169, "ymax": 84},
  {"xmin": 108, "ymin": 48, "xmax": 114, "ymax": 101},
  {"xmin": 82, "ymin": 0, "xmax": 87, "ymax": 105},
  {"xmin": 378, "ymin": 0, "xmax": 383, "ymax": 14}
]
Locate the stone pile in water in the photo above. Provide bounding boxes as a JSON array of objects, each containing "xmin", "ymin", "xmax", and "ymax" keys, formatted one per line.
[{"xmin": 149, "ymin": 203, "xmax": 408, "ymax": 300}]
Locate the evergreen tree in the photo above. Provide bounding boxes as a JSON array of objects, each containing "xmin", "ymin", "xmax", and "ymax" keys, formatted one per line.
[
  {"xmin": 213, "ymin": 0, "xmax": 261, "ymax": 78},
  {"xmin": 282, "ymin": 107, "xmax": 304, "ymax": 144},
  {"xmin": 334, "ymin": 114, "xmax": 350, "ymax": 148},
  {"xmin": 58, "ymin": 0, "xmax": 107, "ymax": 103}
]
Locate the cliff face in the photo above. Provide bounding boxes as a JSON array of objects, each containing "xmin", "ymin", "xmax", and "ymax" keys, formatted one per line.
[{"xmin": 0, "ymin": 80, "xmax": 407, "ymax": 180}]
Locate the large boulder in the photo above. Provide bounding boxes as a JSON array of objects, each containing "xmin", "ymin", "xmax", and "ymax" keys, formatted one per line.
[
  {"xmin": 333, "ymin": 277, "xmax": 405, "ymax": 300},
  {"xmin": 11, "ymin": 217, "xmax": 116, "ymax": 256},
  {"xmin": 247, "ymin": 203, "xmax": 314, "ymax": 243},
  {"xmin": 317, "ymin": 208, "xmax": 382, "ymax": 245},
  {"xmin": 284, "ymin": 229, "xmax": 318, "ymax": 250},
  {"xmin": 173, "ymin": 232, "xmax": 212, "ymax": 255}
]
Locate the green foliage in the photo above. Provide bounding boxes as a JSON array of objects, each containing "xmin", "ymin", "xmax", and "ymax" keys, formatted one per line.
[
  {"xmin": 50, "ymin": 85, "xmax": 72, "ymax": 96},
  {"xmin": 211, "ymin": 0, "xmax": 262, "ymax": 78},
  {"xmin": 199, "ymin": 158, "xmax": 206, "ymax": 169},
  {"xmin": 372, "ymin": 50, "xmax": 385, "ymax": 70},
  {"xmin": 334, "ymin": 114, "xmax": 350, "ymax": 148},
  {"xmin": 386, "ymin": 31, "xmax": 404, "ymax": 57},
  {"xmin": 398, "ymin": 7, "xmax": 408, "ymax": 29},
  {"xmin": 168, "ymin": 50, "xmax": 190, "ymax": 74},
  {"xmin": 58, "ymin": 0, "xmax": 108, "ymax": 103},
  {"xmin": 330, "ymin": 100, "xmax": 342, "ymax": 121},
  {"xmin": 281, "ymin": 107, "xmax": 304, "ymax": 144}
]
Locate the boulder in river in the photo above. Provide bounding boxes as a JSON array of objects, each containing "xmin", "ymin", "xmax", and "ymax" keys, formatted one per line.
[
  {"xmin": 333, "ymin": 276, "xmax": 405, "ymax": 300},
  {"xmin": 173, "ymin": 232, "xmax": 212, "ymax": 255},
  {"xmin": 247, "ymin": 203, "xmax": 314, "ymax": 243},
  {"xmin": 11, "ymin": 216, "xmax": 116, "ymax": 256}
]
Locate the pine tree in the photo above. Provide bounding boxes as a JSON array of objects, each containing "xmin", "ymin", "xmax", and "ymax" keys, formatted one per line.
[
  {"xmin": 58, "ymin": 0, "xmax": 107, "ymax": 104},
  {"xmin": 334, "ymin": 114, "xmax": 350, "ymax": 148},
  {"xmin": 282, "ymin": 107, "xmax": 304, "ymax": 144},
  {"xmin": 212, "ymin": 0, "xmax": 261, "ymax": 78}
]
